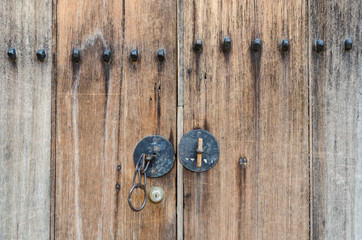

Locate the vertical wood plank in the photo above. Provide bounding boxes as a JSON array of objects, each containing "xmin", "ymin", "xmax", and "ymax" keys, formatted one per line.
[
  {"xmin": 255, "ymin": 0, "xmax": 310, "ymax": 239},
  {"xmin": 181, "ymin": 0, "xmax": 309, "ymax": 238},
  {"xmin": 181, "ymin": 0, "xmax": 257, "ymax": 239},
  {"xmin": 54, "ymin": 0, "xmax": 176, "ymax": 239},
  {"xmin": 310, "ymin": 0, "xmax": 361, "ymax": 239},
  {"xmin": 0, "ymin": 0, "xmax": 52, "ymax": 239}
]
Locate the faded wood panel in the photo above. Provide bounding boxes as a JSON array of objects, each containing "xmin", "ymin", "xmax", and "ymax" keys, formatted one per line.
[
  {"xmin": 310, "ymin": 0, "xmax": 361, "ymax": 239},
  {"xmin": 181, "ymin": 0, "xmax": 257, "ymax": 239},
  {"xmin": 54, "ymin": 0, "xmax": 176, "ymax": 239},
  {"xmin": 181, "ymin": 0, "xmax": 309, "ymax": 239},
  {"xmin": 254, "ymin": 0, "xmax": 310, "ymax": 239},
  {"xmin": 0, "ymin": 0, "xmax": 52, "ymax": 239}
]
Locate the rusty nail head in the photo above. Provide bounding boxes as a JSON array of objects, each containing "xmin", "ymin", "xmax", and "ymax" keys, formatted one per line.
[
  {"xmin": 72, "ymin": 48, "xmax": 81, "ymax": 63},
  {"xmin": 103, "ymin": 49, "xmax": 112, "ymax": 63},
  {"xmin": 157, "ymin": 49, "xmax": 165, "ymax": 61},
  {"xmin": 239, "ymin": 157, "xmax": 247, "ymax": 168},
  {"xmin": 8, "ymin": 48, "xmax": 17, "ymax": 61},
  {"xmin": 344, "ymin": 38, "xmax": 353, "ymax": 51},
  {"xmin": 223, "ymin": 37, "xmax": 232, "ymax": 51},
  {"xmin": 281, "ymin": 39, "xmax": 289, "ymax": 52},
  {"xmin": 194, "ymin": 39, "xmax": 203, "ymax": 53},
  {"xmin": 315, "ymin": 39, "xmax": 324, "ymax": 53},
  {"xmin": 252, "ymin": 38, "xmax": 261, "ymax": 52},
  {"xmin": 131, "ymin": 49, "xmax": 138, "ymax": 62},
  {"xmin": 37, "ymin": 49, "xmax": 46, "ymax": 62}
]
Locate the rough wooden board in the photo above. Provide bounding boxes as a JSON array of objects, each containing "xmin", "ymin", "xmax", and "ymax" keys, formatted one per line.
[
  {"xmin": 0, "ymin": 0, "xmax": 52, "ymax": 239},
  {"xmin": 53, "ymin": 0, "xmax": 176, "ymax": 239},
  {"xmin": 181, "ymin": 0, "xmax": 257, "ymax": 239},
  {"xmin": 181, "ymin": 0, "xmax": 309, "ymax": 239},
  {"xmin": 310, "ymin": 0, "xmax": 361, "ymax": 239},
  {"xmin": 254, "ymin": 0, "xmax": 310, "ymax": 239}
]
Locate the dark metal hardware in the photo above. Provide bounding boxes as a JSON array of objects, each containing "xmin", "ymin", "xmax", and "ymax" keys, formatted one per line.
[
  {"xmin": 157, "ymin": 49, "xmax": 166, "ymax": 61},
  {"xmin": 194, "ymin": 39, "xmax": 203, "ymax": 53},
  {"xmin": 115, "ymin": 184, "xmax": 120, "ymax": 190},
  {"xmin": 103, "ymin": 49, "xmax": 112, "ymax": 63},
  {"xmin": 179, "ymin": 129, "xmax": 219, "ymax": 172},
  {"xmin": 239, "ymin": 157, "xmax": 247, "ymax": 168},
  {"xmin": 314, "ymin": 39, "xmax": 324, "ymax": 53},
  {"xmin": 72, "ymin": 48, "xmax": 81, "ymax": 63},
  {"xmin": 8, "ymin": 48, "xmax": 17, "ymax": 61},
  {"xmin": 281, "ymin": 39, "xmax": 289, "ymax": 52},
  {"xmin": 131, "ymin": 49, "xmax": 138, "ymax": 62},
  {"xmin": 344, "ymin": 38, "xmax": 353, "ymax": 51},
  {"xmin": 251, "ymin": 38, "xmax": 261, "ymax": 52},
  {"xmin": 117, "ymin": 165, "xmax": 121, "ymax": 171},
  {"xmin": 222, "ymin": 37, "xmax": 232, "ymax": 52},
  {"xmin": 36, "ymin": 49, "xmax": 46, "ymax": 62},
  {"xmin": 133, "ymin": 135, "xmax": 175, "ymax": 177}
]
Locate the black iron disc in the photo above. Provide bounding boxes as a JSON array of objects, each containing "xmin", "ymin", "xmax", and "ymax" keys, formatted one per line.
[{"xmin": 133, "ymin": 135, "xmax": 175, "ymax": 177}]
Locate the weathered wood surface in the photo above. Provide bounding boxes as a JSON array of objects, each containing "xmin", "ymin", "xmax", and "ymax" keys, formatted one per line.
[
  {"xmin": 53, "ymin": 0, "xmax": 176, "ymax": 239},
  {"xmin": 0, "ymin": 1, "xmax": 52, "ymax": 239},
  {"xmin": 310, "ymin": 0, "xmax": 361, "ymax": 239},
  {"xmin": 180, "ymin": 0, "xmax": 309, "ymax": 239}
]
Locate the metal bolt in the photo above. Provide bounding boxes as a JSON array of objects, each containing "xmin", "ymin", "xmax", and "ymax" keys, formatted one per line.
[
  {"xmin": 36, "ymin": 49, "xmax": 46, "ymax": 62},
  {"xmin": 194, "ymin": 39, "xmax": 203, "ymax": 53},
  {"xmin": 157, "ymin": 49, "xmax": 165, "ymax": 61},
  {"xmin": 222, "ymin": 37, "xmax": 232, "ymax": 52},
  {"xmin": 130, "ymin": 49, "xmax": 138, "ymax": 62},
  {"xmin": 315, "ymin": 39, "xmax": 324, "ymax": 53},
  {"xmin": 8, "ymin": 48, "xmax": 17, "ymax": 61},
  {"xmin": 251, "ymin": 38, "xmax": 261, "ymax": 52},
  {"xmin": 115, "ymin": 184, "xmax": 120, "ymax": 190},
  {"xmin": 103, "ymin": 49, "xmax": 112, "ymax": 63},
  {"xmin": 344, "ymin": 38, "xmax": 353, "ymax": 51},
  {"xmin": 149, "ymin": 186, "xmax": 165, "ymax": 203},
  {"xmin": 117, "ymin": 165, "xmax": 121, "ymax": 171},
  {"xmin": 72, "ymin": 48, "xmax": 81, "ymax": 63},
  {"xmin": 281, "ymin": 39, "xmax": 289, "ymax": 52},
  {"xmin": 239, "ymin": 157, "xmax": 247, "ymax": 169}
]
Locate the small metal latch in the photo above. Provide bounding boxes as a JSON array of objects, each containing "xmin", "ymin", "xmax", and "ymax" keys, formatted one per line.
[{"xmin": 178, "ymin": 129, "xmax": 219, "ymax": 172}]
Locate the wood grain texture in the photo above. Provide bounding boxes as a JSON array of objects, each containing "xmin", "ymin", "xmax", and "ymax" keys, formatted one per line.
[
  {"xmin": 310, "ymin": 0, "xmax": 361, "ymax": 239},
  {"xmin": 53, "ymin": 0, "xmax": 176, "ymax": 239},
  {"xmin": 181, "ymin": 0, "xmax": 309, "ymax": 239},
  {"xmin": 0, "ymin": 0, "xmax": 52, "ymax": 239}
]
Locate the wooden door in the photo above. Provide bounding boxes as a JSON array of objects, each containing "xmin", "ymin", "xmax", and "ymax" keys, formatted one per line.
[
  {"xmin": 53, "ymin": 0, "xmax": 176, "ymax": 239},
  {"xmin": 0, "ymin": 0, "xmax": 360, "ymax": 239}
]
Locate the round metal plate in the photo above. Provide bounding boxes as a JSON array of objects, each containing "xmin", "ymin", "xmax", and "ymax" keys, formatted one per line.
[
  {"xmin": 133, "ymin": 135, "xmax": 175, "ymax": 177},
  {"xmin": 178, "ymin": 129, "xmax": 219, "ymax": 172}
]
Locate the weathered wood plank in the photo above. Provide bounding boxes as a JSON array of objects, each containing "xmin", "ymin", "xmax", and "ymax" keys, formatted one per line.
[
  {"xmin": 181, "ymin": 0, "xmax": 309, "ymax": 238},
  {"xmin": 255, "ymin": 0, "xmax": 310, "ymax": 239},
  {"xmin": 54, "ymin": 0, "xmax": 176, "ymax": 239},
  {"xmin": 310, "ymin": 0, "xmax": 361, "ymax": 239},
  {"xmin": 0, "ymin": 0, "xmax": 52, "ymax": 239},
  {"xmin": 181, "ymin": 0, "xmax": 257, "ymax": 239}
]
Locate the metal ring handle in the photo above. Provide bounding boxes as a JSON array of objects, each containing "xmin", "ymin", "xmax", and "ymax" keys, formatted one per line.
[{"xmin": 128, "ymin": 185, "xmax": 147, "ymax": 212}]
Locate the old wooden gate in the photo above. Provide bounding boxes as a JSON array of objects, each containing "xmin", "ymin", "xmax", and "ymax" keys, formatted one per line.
[{"xmin": 0, "ymin": 0, "xmax": 360, "ymax": 239}]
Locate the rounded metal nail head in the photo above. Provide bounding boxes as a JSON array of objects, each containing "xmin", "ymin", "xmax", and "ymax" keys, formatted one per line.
[
  {"xmin": 194, "ymin": 39, "xmax": 203, "ymax": 53},
  {"xmin": 252, "ymin": 38, "xmax": 261, "ymax": 52},
  {"xmin": 103, "ymin": 49, "xmax": 112, "ymax": 63},
  {"xmin": 157, "ymin": 49, "xmax": 165, "ymax": 61},
  {"xmin": 37, "ymin": 49, "xmax": 46, "ymax": 62},
  {"xmin": 315, "ymin": 39, "xmax": 324, "ymax": 53},
  {"xmin": 223, "ymin": 37, "xmax": 231, "ymax": 52},
  {"xmin": 72, "ymin": 48, "xmax": 81, "ymax": 63},
  {"xmin": 8, "ymin": 48, "xmax": 17, "ymax": 61},
  {"xmin": 115, "ymin": 184, "xmax": 120, "ymax": 190},
  {"xmin": 239, "ymin": 157, "xmax": 248, "ymax": 169},
  {"xmin": 131, "ymin": 49, "xmax": 138, "ymax": 62},
  {"xmin": 281, "ymin": 39, "xmax": 289, "ymax": 52},
  {"xmin": 149, "ymin": 186, "xmax": 165, "ymax": 203},
  {"xmin": 344, "ymin": 38, "xmax": 353, "ymax": 51}
]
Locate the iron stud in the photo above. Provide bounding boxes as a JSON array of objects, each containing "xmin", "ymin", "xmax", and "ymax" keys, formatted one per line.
[
  {"xmin": 131, "ymin": 49, "xmax": 138, "ymax": 62},
  {"xmin": 72, "ymin": 48, "xmax": 81, "ymax": 63},
  {"xmin": 37, "ymin": 49, "xmax": 46, "ymax": 62},
  {"xmin": 344, "ymin": 38, "xmax": 353, "ymax": 51},
  {"xmin": 194, "ymin": 39, "xmax": 203, "ymax": 53},
  {"xmin": 251, "ymin": 38, "xmax": 262, "ymax": 52},
  {"xmin": 281, "ymin": 39, "xmax": 289, "ymax": 52},
  {"xmin": 8, "ymin": 48, "xmax": 17, "ymax": 61},
  {"xmin": 157, "ymin": 49, "xmax": 165, "ymax": 61},
  {"xmin": 103, "ymin": 49, "xmax": 112, "ymax": 63},
  {"xmin": 315, "ymin": 39, "xmax": 324, "ymax": 53},
  {"xmin": 222, "ymin": 37, "xmax": 232, "ymax": 52}
]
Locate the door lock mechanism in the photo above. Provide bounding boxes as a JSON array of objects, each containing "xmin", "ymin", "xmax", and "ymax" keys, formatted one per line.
[
  {"xmin": 179, "ymin": 129, "xmax": 219, "ymax": 172},
  {"xmin": 128, "ymin": 135, "xmax": 175, "ymax": 212}
]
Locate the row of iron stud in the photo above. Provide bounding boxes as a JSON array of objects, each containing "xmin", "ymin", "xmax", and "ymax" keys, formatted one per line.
[{"xmin": 5, "ymin": 38, "xmax": 353, "ymax": 63}]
